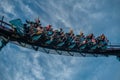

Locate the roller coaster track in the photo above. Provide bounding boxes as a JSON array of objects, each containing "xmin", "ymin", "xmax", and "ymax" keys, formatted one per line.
[{"xmin": 0, "ymin": 19, "xmax": 120, "ymax": 60}]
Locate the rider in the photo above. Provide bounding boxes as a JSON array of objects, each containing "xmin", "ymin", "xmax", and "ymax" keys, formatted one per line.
[
  {"xmin": 96, "ymin": 34, "xmax": 108, "ymax": 49},
  {"xmin": 46, "ymin": 24, "xmax": 52, "ymax": 31}
]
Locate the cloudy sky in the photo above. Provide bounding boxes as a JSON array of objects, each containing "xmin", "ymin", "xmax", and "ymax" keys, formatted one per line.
[{"xmin": 0, "ymin": 0, "xmax": 120, "ymax": 80}]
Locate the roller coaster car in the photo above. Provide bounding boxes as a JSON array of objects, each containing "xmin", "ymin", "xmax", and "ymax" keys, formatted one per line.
[{"xmin": 0, "ymin": 18, "xmax": 120, "ymax": 60}]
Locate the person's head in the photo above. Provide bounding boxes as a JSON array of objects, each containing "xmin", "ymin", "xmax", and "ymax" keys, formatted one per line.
[
  {"xmin": 90, "ymin": 33, "xmax": 93, "ymax": 37},
  {"xmin": 101, "ymin": 34, "xmax": 104, "ymax": 36},
  {"xmin": 47, "ymin": 24, "xmax": 51, "ymax": 28},
  {"xmin": 69, "ymin": 29, "xmax": 73, "ymax": 34},
  {"xmin": 80, "ymin": 32, "xmax": 83, "ymax": 36},
  {"xmin": 101, "ymin": 34, "xmax": 105, "ymax": 39},
  {"xmin": 60, "ymin": 28, "xmax": 63, "ymax": 31},
  {"xmin": 61, "ymin": 32, "xmax": 64, "ymax": 34}
]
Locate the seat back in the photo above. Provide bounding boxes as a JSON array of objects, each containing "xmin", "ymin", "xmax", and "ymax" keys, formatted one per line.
[{"xmin": 9, "ymin": 19, "xmax": 24, "ymax": 36}]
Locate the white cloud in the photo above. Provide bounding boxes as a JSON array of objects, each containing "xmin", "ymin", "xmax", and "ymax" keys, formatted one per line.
[
  {"xmin": 0, "ymin": 0, "xmax": 120, "ymax": 80},
  {"xmin": 0, "ymin": 0, "xmax": 17, "ymax": 17},
  {"xmin": 89, "ymin": 12, "xmax": 106, "ymax": 20}
]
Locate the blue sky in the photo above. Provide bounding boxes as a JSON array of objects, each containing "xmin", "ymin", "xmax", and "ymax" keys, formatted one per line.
[{"xmin": 0, "ymin": 0, "xmax": 120, "ymax": 80}]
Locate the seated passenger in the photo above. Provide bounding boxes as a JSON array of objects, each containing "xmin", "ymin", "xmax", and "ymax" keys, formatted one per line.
[
  {"xmin": 96, "ymin": 34, "xmax": 108, "ymax": 49},
  {"xmin": 79, "ymin": 32, "xmax": 85, "ymax": 42},
  {"xmin": 85, "ymin": 33, "xmax": 97, "ymax": 49},
  {"xmin": 77, "ymin": 32, "xmax": 87, "ymax": 50},
  {"xmin": 58, "ymin": 32, "xmax": 66, "ymax": 46},
  {"xmin": 66, "ymin": 33, "xmax": 75, "ymax": 48},
  {"xmin": 74, "ymin": 35, "xmax": 81, "ymax": 49},
  {"xmin": 45, "ymin": 30, "xmax": 57, "ymax": 44},
  {"xmin": 23, "ymin": 24, "xmax": 29, "ymax": 35},
  {"xmin": 28, "ymin": 20, "xmax": 40, "ymax": 36},
  {"xmin": 52, "ymin": 30, "xmax": 59, "ymax": 40},
  {"xmin": 57, "ymin": 32, "xmax": 66, "ymax": 47},
  {"xmin": 26, "ymin": 20, "xmax": 35, "ymax": 29},
  {"xmin": 66, "ymin": 29, "xmax": 74, "ymax": 42},
  {"xmin": 86, "ymin": 33, "xmax": 94, "ymax": 40},
  {"xmin": 29, "ymin": 26, "xmax": 37, "ymax": 36},
  {"xmin": 30, "ymin": 27, "xmax": 43, "ymax": 42},
  {"xmin": 77, "ymin": 32, "xmax": 86, "ymax": 46},
  {"xmin": 96, "ymin": 34, "xmax": 106, "ymax": 42},
  {"xmin": 86, "ymin": 33, "xmax": 96, "ymax": 44},
  {"xmin": 30, "ymin": 25, "xmax": 43, "ymax": 41},
  {"xmin": 34, "ymin": 18, "xmax": 41, "ymax": 28},
  {"xmin": 68, "ymin": 36, "xmax": 76, "ymax": 49},
  {"xmin": 69, "ymin": 29, "xmax": 74, "ymax": 35},
  {"xmin": 57, "ymin": 28, "xmax": 63, "ymax": 35},
  {"xmin": 46, "ymin": 25, "xmax": 52, "ymax": 31},
  {"xmin": 36, "ymin": 26, "xmax": 43, "ymax": 35}
]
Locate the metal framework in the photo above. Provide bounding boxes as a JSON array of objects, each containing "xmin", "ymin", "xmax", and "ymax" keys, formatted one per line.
[{"xmin": 0, "ymin": 19, "xmax": 120, "ymax": 61}]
